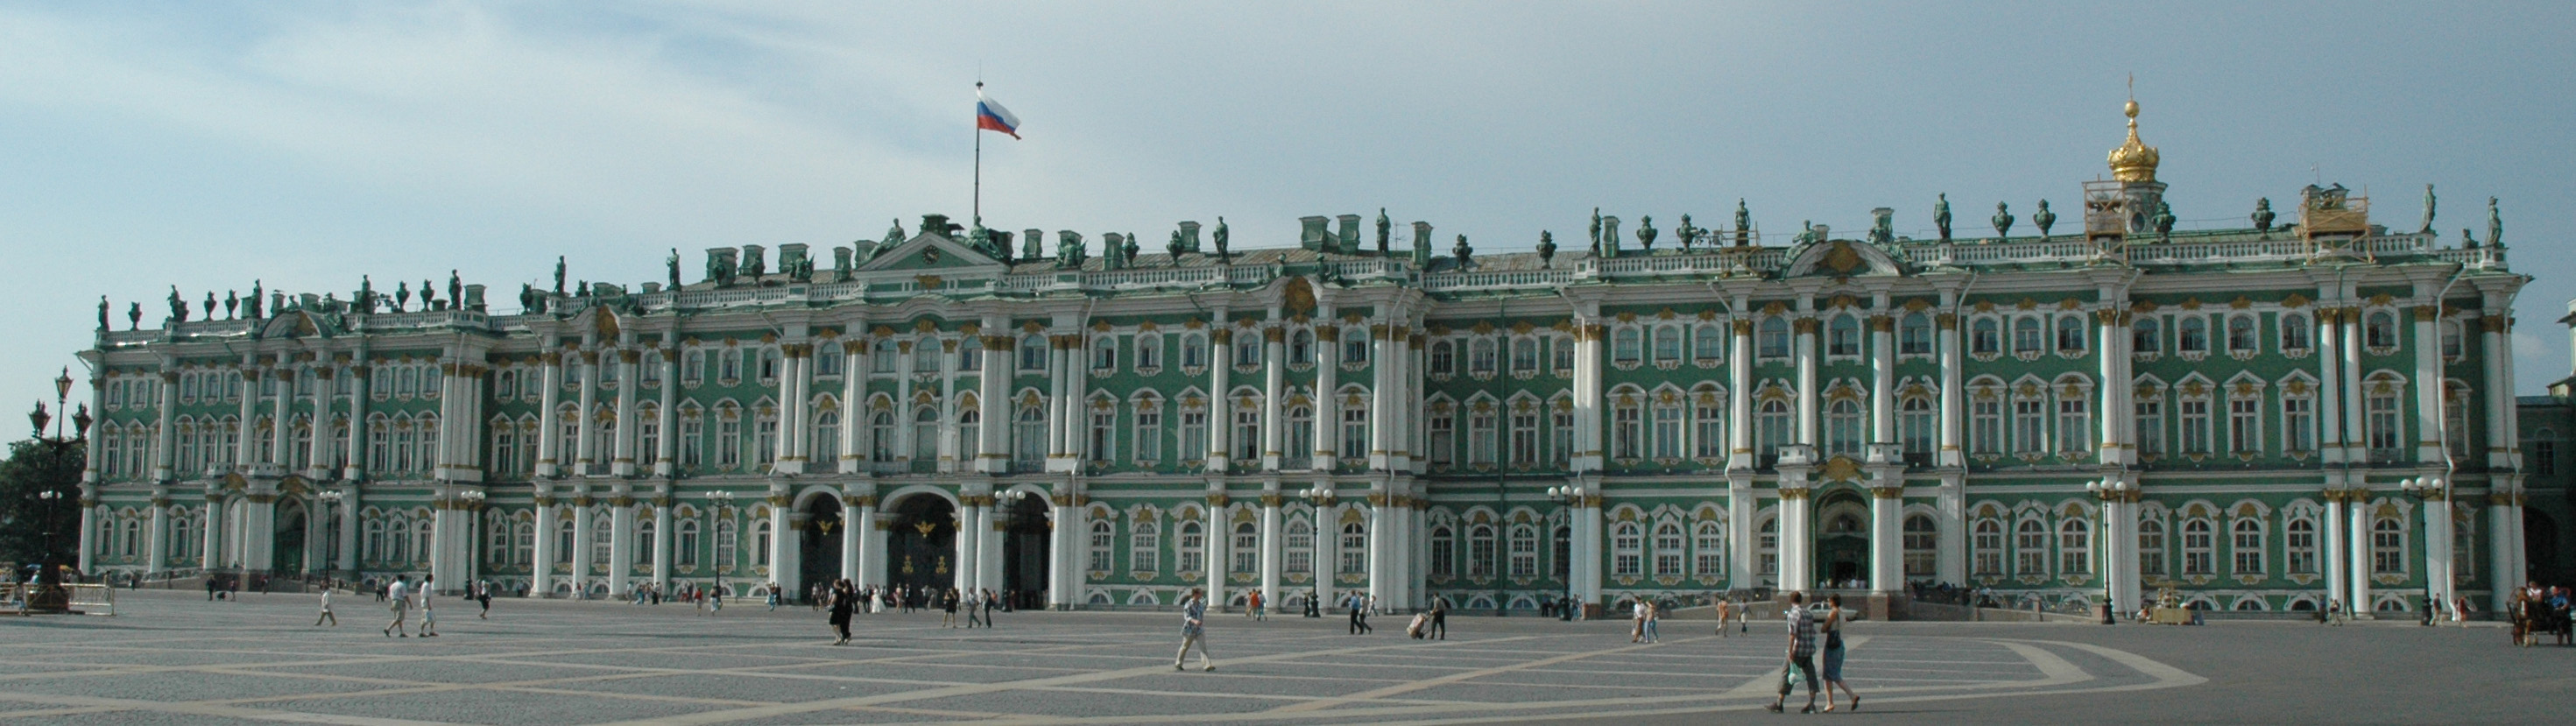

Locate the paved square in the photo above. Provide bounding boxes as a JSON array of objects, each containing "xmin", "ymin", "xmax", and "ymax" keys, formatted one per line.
[{"xmin": 0, "ymin": 590, "xmax": 2560, "ymax": 724}]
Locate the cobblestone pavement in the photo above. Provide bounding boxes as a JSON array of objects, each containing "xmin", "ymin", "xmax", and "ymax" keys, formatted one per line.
[{"xmin": 0, "ymin": 589, "xmax": 2551, "ymax": 724}]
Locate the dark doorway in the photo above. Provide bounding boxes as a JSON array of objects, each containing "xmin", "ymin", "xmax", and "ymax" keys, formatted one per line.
[
  {"xmin": 800, "ymin": 495, "xmax": 843, "ymax": 599},
  {"xmin": 886, "ymin": 495, "xmax": 956, "ymax": 593},
  {"xmin": 1001, "ymin": 492, "xmax": 1051, "ymax": 609},
  {"xmin": 273, "ymin": 505, "xmax": 306, "ymax": 575},
  {"xmin": 1814, "ymin": 496, "xmax": 1870, "ymax": 589}
]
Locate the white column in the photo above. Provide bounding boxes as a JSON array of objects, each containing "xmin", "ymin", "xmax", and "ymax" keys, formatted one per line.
[
  {"xmin": 1313, "ymin": 321, "xmax": 1339, "ymax": 469},
  {"xmin": 155, "ymin": 371, "xmax": 178, "ymax": 482},
  {"xmin": 657, "ymin": 349, "xmax": 680, "ymax": 478},
  {"xmin": 335, "ymin": 487, "xmax": 358, "ymax": 572},
  {"xmin": 1794, "ymin": 314, "xmax": 1818, "ymax": 447},
  {"xmin": 1205, "ymin": 497, "xmax": 1226, "ymax": 610},
  {"xmin": 2489, "ymin": 491, "xmax": 2515, "ymax": 610},
  {"xmin": 344, "ymin": 360, "xmax": 370, "ymax": 481},
  {"xmin": 978, "ymin": 496, "xmax": 1002, "ymax": 592},
  {"xmin": 535, "ymin": 349, "xmax": 563, "ymax": 478},
  {"xmin": 2322, "ymin": 494, "xmax": 2347, "ymax": 614},
  {"xmin": 1050, "ymin": 494, "xmax": 1082, "ymax": 609},
  {"xmin": 2100, "ymin": 309, "xmax": 2126, "ymax": 466},
  {"xmin": 1366, "ymin": 490, "xmax": 1388, "ymax": 608},
  {"xmin": 234, "ymin": 366, "xmax": 260, "ymax": 470},
  {"xmin": 1572, "ymin": 321, "xmax": 1603, "ymax": 472},
  {"xmin": 1728, "ymin": 476, "xmax": 1754, "ymax": 589},
  {"xmin": 2423, "ymin": 483, "xmax": 2452, "ymax": 610},
  {"xmin": 1868, "ymin": 313, "xmax": 1895, "ymax": 455},
  {"xmin": 76, "ymin": 496, "xmax": 97, "ymax": 574},
  {"xmin": 1937, "ymin": 307, "xmax": 1964, "ymax": 469},
  {"xmin": 2348, "ymin": 492, "xmax": 2375, "ymax": 617},
  {"xmin": 145, "ymin": 493, "xmax": 170, "ymax": 574},
  {"xmin": 1262, "ymin": 324, "xmax": 1285, "ymax": 470},
  {"xmin": 936, "ymin": 339, "xmax": 958, "ymax": 473},
  {"xmin": 270, "ymin": 369, "xmax": 293, "ymax": 467},
  {"xmin": 895, "ymin": 339, "xmax": 918, "ymax": 467},
  {"xmin": 830, "ymin": 492, "xmax": 856, "ymax": 584},
  {"xmin": 200, "ymin": 494, "xmax": 224, "ymax": 570},
  {"xmin": 768, "ymin": 489, "xmax": 795, "ymax": 596},
  {"xmin": 1729, "ymin": 318, "xmax": 1754, "ymax": 469},
  {"xmin": 1579, "ymin": 495, "xmax": 1604, "ymax": 607},
  {"xmin": 977, "ymin": 329, "xmax": 1006, "ymax": 473},
  {"xmin": 1868, "ymin": 485, "xmax": 1901, "ymax": 592},
  {"xmin": 2341, "ymin": 309, "xmax": 2367, "ymax": 462},
  {"xmin": 1260, "ymin": 492, "xmax": 1281, "ymax": 612},
  {"xmin": 1371, "ymin": 324, "xmax": 1394, "ymax": 470},
  {"xmin": 530, "ymin": 490, "xmax": 556, "ymax": 596},
  {"xmin": 608, "ymin": 495, "xmax": 635, "ymax": 596},
  {"xmin": 1209, "ymin": 327, "xmax": 1234, "ymax": 471},
  {"xmin": 575, "ymin": 350, "xmax": 600, "ymax": 475},
  {"xmin": 1316, "ymin": 496, "xmax": 1341, "ymax": 603},
  {"xmin": 1779, "ymin": 489, "xmax": 1812, "ymax": 594},
  {"xmin": 2481, "ymin": 312, "xmax": 2510, "ymax": 470},
  {"xmin": 615, "ymin": 349, "xmax": 640, "ymax": 476},
  {"xmin": 653, "ymin": 497, "xmax": 673, "ymax": 590},
  {"xmin": 569, "ymin": 491, "xmax": 595, "ymax": 596},
  {"xmin": 2318, "ymin": 310, "xmax": 2345, "ymax": 465},
  {"xmin": 1042, "ymin": 334, "xmax": 1068, "ymax": 471},
  {"xmin": 2414, "ymin": 307, "xmax": 2445, "ymax": 464}
]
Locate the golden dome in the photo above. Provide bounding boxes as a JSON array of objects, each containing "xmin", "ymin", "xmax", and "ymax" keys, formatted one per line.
[{"xmin": 2107, "ymin": 99, "xmax": 2159, "ymax": 182}]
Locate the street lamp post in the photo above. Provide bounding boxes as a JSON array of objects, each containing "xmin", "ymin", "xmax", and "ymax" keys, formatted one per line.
[
  {"xmin": 316, "ymin": 490, "xmax": 343, "ymax": 582},
  {"xmin": 25, "ymin": 374, "xmax": 88, "ymax": 613},
  {"xmin": 2398, "ymin": 477, "xmax": 2450, "ymax": 625},
  {"xmin": 1298, "ymin": 486, "xmax": 1330, "ymax": 617},
  {"xmin": 1546, "ymin": 484, "xmax": 1585, "ymax": 622},
  {"xmin": 2085, "ymin": 477, "xmax": 2129, "ymax": 624},
  {"xmin": 708, "ymin": 490, "xmax": 734, "ymax": 601}
]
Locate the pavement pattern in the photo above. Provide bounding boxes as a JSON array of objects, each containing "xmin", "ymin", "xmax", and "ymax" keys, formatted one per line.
[{"xmin": 0, "ymin": 589, "xmax": 2550, "ymax": 724}]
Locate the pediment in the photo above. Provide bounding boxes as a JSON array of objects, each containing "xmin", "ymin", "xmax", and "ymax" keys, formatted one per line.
[
  {"xmin": 258, "ymin": 311, "xmax": 330, "ymax": 340},
  {"xmin": 1782, "ymin": 239, "xmax": 1905, "ymax": 278},
  {"xmin": 857, "ymin": 232, "xmax": 1007, "ymax": 274}
]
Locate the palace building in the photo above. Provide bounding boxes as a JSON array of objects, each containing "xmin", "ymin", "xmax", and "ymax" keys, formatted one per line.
[{"xmin": 70, "ymin": 102, "xmax": 2542, "ymax": 617}]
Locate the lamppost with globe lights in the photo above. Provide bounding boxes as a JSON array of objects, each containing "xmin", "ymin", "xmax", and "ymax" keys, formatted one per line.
[
  {"xmin": 1297, "ymin": 486, "xmax": 1332, "ymax": 617},
  {"xmin": 456, "ymin": 490, "xmax": 486, "ymax": 593},
  {"xmin": 2398, "ymin": 476, "xmax": 2453, "ymax": 624},
  {"xmin": 25, "ymin": 367, "xmax": 90, "ymax": 613},
  {"xmin": 709, "ymin": 490, "xmax": 735, "ymax": 600},
  {"xmin": 2084, "ymin": 476, "xmax": 2135, "ymax": 624},
  {"xmin": 315, "ymin": 490, "xmax": 343, "ymax": 582},
  {"xmin": 1546, "ymin": 484, "xmax": 1586, "ymax": 621}
]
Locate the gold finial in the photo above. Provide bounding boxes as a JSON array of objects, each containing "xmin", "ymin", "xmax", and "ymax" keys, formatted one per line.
[{"xmin": 2107, "ymin": 90, "xmax": 2159, "ymax": 183}]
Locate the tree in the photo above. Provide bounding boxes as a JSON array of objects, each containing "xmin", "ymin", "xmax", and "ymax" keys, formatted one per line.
[{"xmin": 0, "ymin": 438, "xmax": 84, "ymax": 570}]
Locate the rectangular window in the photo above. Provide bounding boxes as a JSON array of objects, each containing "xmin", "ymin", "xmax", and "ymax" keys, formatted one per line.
[
  {"xmin": 2136, "ymin": 398, "xmax": 2165, "ymax": 457},
  {"xmin": 1345, "ymin": 406, "xmax": 1371, "ymax": 462},
  {"xmin": 1090, "ymin": 411, "xmax": 1115, "ymax": 464},
  {"xmin": 1469, "ymin": 410, "xmax": 1497, "ymax": 466},
  {"xmin": 1652, "ymin": 405, "xmax": 1682, "ymax": 459},
  {"xmin": 1613, "ymin": 405, "xmax": 1641, "ymax": 460},
  {"xmin": 1233, "ymin": 408, "xmax": 1260, "ymax": 462},
  {"xmin": 2180, "ymin": 398, "xmax": 2210, "ymax": 455},
  {"xmin": 1181, "ymin": 409, "xmax": 1207, "ymax": 462},
  {"xmin": 1972, "ymin": 398, "xmax": 2001, "ymax": 455},
  {"xmin": 2229, "ymin": 398, "xmax": 2261, "ymax": 455},
  {"xmin": 1551, "ymin": 408, "xmax": 1574, "ymax": 469},
  {"xmin": 2367, "ymin": 394, "xmax": 2401, "ymax": 460},
  {"xmin": 2283, "ymin": 397, "xmax": 2313, "ymax": 453},
  {"xmin": 1510, "ymin": 410, "xmax": 1537, "ymax": 467},
  {"xmin": 2015, "ymin": 398, "xmax": 2046, "ymax": 454},
  {"xmin": 1428, "ymin": 410, "xmax": 1454, "ymax": 466},
  {"xmin": 1695, "ymin": 401, "xmax": 1726, "ymax": 459},
  {"xmin": 1135, "ymin": 407, "xmax": 1162, "ymax": 463}
]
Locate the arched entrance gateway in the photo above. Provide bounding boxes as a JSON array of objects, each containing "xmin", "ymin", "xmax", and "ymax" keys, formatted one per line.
[
  {"xmin": 799, "ymin": 494, "xmax": 843, "ymax": 598},
  {"xmin": 273, "ymin": 503, "xmax": 307, "ymax": 575},
  {"xmin": 1814, "ymin": 491, "xmax": 1871, "ymax": 589},
  {"xmin": 886, "ymin": 494, "xmax": 956, "ymax": 593},
  {"xmin": 1000, "ymin": 490, "xmax": 1050, "ymax": 609}
]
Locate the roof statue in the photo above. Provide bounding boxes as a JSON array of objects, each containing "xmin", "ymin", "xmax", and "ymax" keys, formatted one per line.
[
  {"xmin": 224, "ymin": 291, "xmax": 237, "ymax": 320},
  {"xmin": 1056, "ymin": 230, "xmax": 1085, "ymax": 270},
  {"xmin": 2419, "ymin": 184, "xmax": 2436, "ymax": 234},
  {"xmin": 667, "ymin": 250, "xmax": 682, "ymax": 290},
  {"xmin": 2251, "ymin": 198, "xmax": 2276, "ymax": 237},
  {"xmin": 2462, "ymin": 228, "xmax": 2478, "ymax": 250},
  {"xmin": 167, "ymin": 286, "xmax": 187, "ymax": 324},
  {"xmin": 1794, "ymin": 221, "xmax": 1817, "ymax": 246},
  {"xmin": 1635, "ymin": 215, "xmax": 1656, "ymax": 251},
  {"xmin": 126, "ymin": 301, "xmax": 141, "ymax": 330},
  {"xmin": 553, "ymin": 257, "xmax": 566, "ymax": 295},
  {"xmin": 1991, "ymin": 201, "xmax": 2015, "ymax": 241},
  {"xmin": 1935, "ymin": 193, "xmax": 1952, "ymax": 242},
  {"xmin": 247, "ymin": 280, "xmax": 264, "ymax": 319},
  {"xmin": 1122, "ymin": 233, "xmax": 1140, "ymax": 267},
  {"xmin": 1535, "ymin": 230, "xmax": 1556, "ymax": 268},
  {"xmin": 2488, "ymin": 196, "xmax": 2503, "ymax": 247},
  {"xmin": 1212, "ymin": 217, "xmax": 1231, "ymax": 262},
  {"xmin": 1599, "ymin": 215, "xmax": 1620, "ymax": 257},
  {"xmin": 1676, "ymin": 215, "xmax": 1698, "ymax": 251},
  {"xmin": 202, "ymin": 291, "xmax": 216, "ymax": 320},
  {"xmin": 1167, "ymin": 229, "xmax": 1186, "ymax": 264},
  {"xmin": 1451, "ymin": 234, "xmax": 1472, "ymax": 266},
  {"xmin": 1867, "ymin": 208, "xmax": 1895, "ymax": 246},
  {"xmin": 448, "ymin": 271, "xmax": 462, "ymax": 309},
  {"xmin": 420, "ymin": 278, "xmax": 437, "ymax": 310},
  {"xmin": 394, "ymin": 281, "xmax": 410, "ymax": 312},
  {"xmin": 2152, "ymin": 200, "xmax": 2177, "ymax": 241},
  {"xmin": 1588, "ymin": 208, "xmax": 1602, "ymax": 254},
  {"xmin": 2033, "ymin": 200, "xmax": 2057, "ymax": 241},
  {"xmin": 96, "ymin": 295, "xmax": 108, "ymax": 332},
  {"xmin": 2107, "ymin": 98, "xmax": 2160, "ymax": 183},
  {"xmin": 1733, "ymin": 199, "xmax": 1751, "ymax": 243},
  {"xmin": 1376, "ymin": 208, "xmax": 1391, "ymax": 255},
  {"xmin": 741, "ymin": 246, "xmax": 766, "ymax": 278}
]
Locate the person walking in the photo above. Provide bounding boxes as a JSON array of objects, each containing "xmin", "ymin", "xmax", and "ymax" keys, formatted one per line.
[
  {"xmin": 314, "ymin": 589, "xmax": 337, "ymax": 626},
  {"xmin": 766, "ymin": 582, "xmax": 780, "ymax": 612},
  {"xmin": 382, "ymin": 576, "xmax": 411, "ymax": 638},
  {"xmin": 1630, "ymin": 599, "xmax": 1649, "ymax": 643},
  {"xmin": 982, "ymin": 589, "xmax": 999, "ymax": 628},
  {"xmin": 417, "ymin": 585, "xmax": 439, "ymax": 638},
  {"xmin": 1716, "ymin": 597, "xmax": 1733, "ymax": 637},
  {"xmin": 1645, "ymin": 599, "xmax": 1662, "ymax": 643},
  {"xmin": 476, "ymin": 581, "xmax": 491, "ymax": 619},
  {"xmin": 1346, "ymin": 592, "xmax": 1372, "ymax": 635},
  {"xmin": 1247, "ymin": 590, "xmax": 1263, "ymax": 620},
  {"xmin": 828, "ymin": 579, "xmax": 856, "ymax": 645},
  {"xmin": 1767, "ymin": 592, "xmax": 1821, "ymax": 714},
  {"xmin": 941, "ymin": 588, "xmax": 960, "ymax": 628},
  {"xmin": 963, "ymin": 589, "xmax": 985, "ymax": 629},
  {"xmin": 1174, "ymin": 587, "xmax": 1215, "ymax": 672},
  {"xmin": 1429, "ymin": 594, "xmax": 1450, "ymax": 640},
  {"xmin": 1819, "ymin": 594, "xmax": 1860, "ymax": 712}
]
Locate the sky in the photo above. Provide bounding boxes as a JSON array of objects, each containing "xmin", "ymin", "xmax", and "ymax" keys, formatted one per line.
[{"xmin": 4, "ymin": 1, "xmax": 2573, "ymax": 428}]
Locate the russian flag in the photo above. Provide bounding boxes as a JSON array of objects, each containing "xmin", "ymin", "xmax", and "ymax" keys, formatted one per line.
[{"xmin": 977, "ymin": 88, "xmax": 1020, "ymax": 139}]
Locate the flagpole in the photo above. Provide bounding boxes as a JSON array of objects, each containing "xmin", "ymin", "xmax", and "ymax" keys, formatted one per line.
[{"xmin": 973, "ymin": 81, "xmax": 984, "ymax": 227}]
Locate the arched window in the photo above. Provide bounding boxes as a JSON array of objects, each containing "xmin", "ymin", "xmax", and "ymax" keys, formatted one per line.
[
  {"xmin": 2365, "ymin": 312, "xmax": 2397, "ymax": 349},
  {"xmin": 1613, "ymin": 328, "xmax": 1641, "ymax": 364},
  {"xmin": 1182, "ymin": 333, "xmax": 1208, "ymax": 369},
  {"xmin": 2181, "ymin": 518, "xmax": 2214, "ymax": 575},
  {"xmin": 1338, "ymin": 522, "xmax": 1367, "ymax": 574},
  {"xmin": 2177, "ymin": 317, "xmax": 2208, "ymax": 353},
  {"xmin": 912, "ymin": 406, "xmax": 938, "ymax": 463},
  {"xmin": 676, "ymin": 519, "xmax": 700, "ymax": 567},
  {"xmin": 2015, "ymin": 518, "xmax": 2049, "ymax": 577},
  {"xmin": 1232, "ymin": 331, "xmax": 1260, "ymax": 368},
  {"xmin": 1019, "ymin": 335, "xmax": 1047, "ymax": 371},
  {"xmin": 751, "ymin": 518, "xmax": 772, "ymax": 567},
  {"xmin": 1088, "ymin": 520, "xmax": 1113, "ymax": 571},
  {"xmin": 2280, "ymin": 314, "xmax": 2311, "ymax": 352},
  {"xmin": 2133, "ymin": 318, "xmax": 2162, "ymax": 355},
  {"xmin": 1611, "ymin": 521, "xmax": 1642, "ymax": 576},
  {"xmin": 2371, "ymin": 516, "xmax": 2405, "ymax": 575},
  {"xmin": 1176, "ymin": 520, "xmax": 1204, "ymax": 574},
  {"xmin": 1760, "ymin": 317, "xmax": 1791, "ymax": 358},
  {"xmin": 1970, "ymin": 317, "xmax": 2000, "ymax": 355},
  {"xmin": 870, "ymin": 409, "xmax": 896, "ymax": 463},
  {"xmin": 1758, "ymin": 518, "xmax": 1780, "ymax": 577},
  {"xmin": 2137, "ymin": 517, "xmax": 2167, "ymax": 575},
  {"xmin": 2058, "ymin": 518, "xmax": 2093, "ymax": 575},
  {"xmin": 1825, "ymin": 398, "xmax": 1863, "ymax": 456},
  {"xmin": 1693, "ymin": 520, "xmax": 1726, "ymax": 575},
  {"xmin": 1135, "ymin": 334, "xmax": 1162, "ymax": 370},
  {"xmin": 592, "ymin": 513, "xmax": 614, "ymax": 567},
  {"xmin": 1757, "ymin": 398, "xmax": 1792, "ymax": 462},
  {"xmin": 1430, "ymin": 341, "xmax": 1456, "ymax": 375},
  {"xmin": 635, "ymin": 518, "xmax": 657, "ymax": 570},
  {"xmin": 2057, "ymin": 315, "xmax": 2087, "ymax": 354},
  {"xmin": 1092, "ymin": 337, "xmax": 1118, "ymax": 371},
  {"xmin": 812, "ymin": 409, "xmax": 840, "ymax": 464},
  {"xmin": 2285, "ymin": 517, "xmax": 2317, "ymax": 574},
  {"xmin": 1470, "ymin": 337, "xmax": 1497, "ymax": 374},
  {"xmin": 2441, "ymin": 321, "xmax": 2465, "ymax": 358},
  {"xmin": 1901, "ymin": 395, "xmax": 1935, "ymax": 459},
  {"xmin": 1509, "ymin": 524, "xmax": 1538, "ymax": 577},
  {"xmin": 1902, "ymin": 514, "xmax": 1937, "ymax": 576},
  {"xmin": 1285, "ymin": 518, "xmax": 1314, "ymax": 574},
  {"xmin": 1232, "ymin": 522, "xmax": 1258, "ymax": 573},
  {"xmin": 1653, "ymin": 521, "xmax": 1685, "ymax": 576},
  {"xmin": 912, "ymin": 337, "xmax": 940, "ymax": 373},
  {"xmin": 1467, "ymin": 524, "xmax": 1496, "ymax": 577},
  {"xmin": 714, "ymin": 518, "xmax": 738, "ymax": 570},
  {"xmin": 1344, "ymin": 333, "xmax": 1368, "ymax": 366},
  {"xmin": 1899, "ymin": 313, "xmax": 1932, "ymax": 355},
  {"xmin": 1655, "ymin": 324, "xmax": 1684, "ymax": 363},
  {"xmin": 1013, "ymin": 404, "xmax": 1044, "ymax": 468},
  {"xmin": 1429, "ymin": 525, "xmax": 1455, "ymax": 577},
  {"xmin": 1827, "ymin": 315, "xmax": 1860, "ymax": 356},
  {"xmin": 1695, "ymin": 323, "xmax": 1726, "ymax": 362},
  {"xmin": 556, "ymin": 518, "xmax": 576, "ymax": 566},
  {"xmin": 2226, "ymin": 315, "xmax": 2257, "ymax": 354},
  {"xmin": 1290, "ymin": 328, "xmax": 1315, "ymax": 363},
  {"xmin": 1132, "ymin": 519, "xmax": 1161, "ymax": 573},
  {"xmin": 958, "ymin": 407, "xmax": 982, "ymax": 462},
  {"xmin": 2013, "ymin": 317, "xmax": 2043, "ymax": 354}
]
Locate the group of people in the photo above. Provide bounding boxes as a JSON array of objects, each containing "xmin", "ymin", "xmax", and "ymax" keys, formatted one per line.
[{"xmin": 2509, "ymin": 581, "xmax": 2574, "ymax": 646}]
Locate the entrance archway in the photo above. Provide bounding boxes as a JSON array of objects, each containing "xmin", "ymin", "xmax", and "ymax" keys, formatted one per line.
[
  {"xmin": 273, "ymin": 503, "xmax": 307, "ymax": 575},
  {"xmin": 800, "ymin": 494, "xmax": 843, "ymax": 599},
  {"xmin": 886, "ymin": 495, "xmax": 956, "ymax": 593},
  {"xmin": 1000, "ymin": 491, "xmax": 1051, "ymax": 609},
  {"xmin": 1813, "ymin": 493, "xmax": 1869, "ymax": 589},
  {"xmin": 2528, "ymin": 509, "xmax": 2561, "ymax": 585}
]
